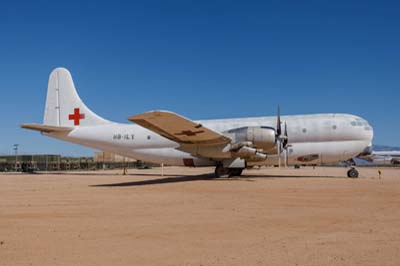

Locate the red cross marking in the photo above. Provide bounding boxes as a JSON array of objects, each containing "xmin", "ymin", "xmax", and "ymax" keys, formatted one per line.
[{"xmin": 68, "ymin": 108, "xmax": 85, "ymax": 126}]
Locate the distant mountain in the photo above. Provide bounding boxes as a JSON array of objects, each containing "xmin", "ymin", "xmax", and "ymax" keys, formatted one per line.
[{"xmin": 373, "ymin": 145, "xmax": 400, "ymax": 151}]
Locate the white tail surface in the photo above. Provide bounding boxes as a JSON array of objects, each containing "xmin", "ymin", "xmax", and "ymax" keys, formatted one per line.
[{"xmin": 43, "ymin": 67, "xmax": 110, "ymax": 127}]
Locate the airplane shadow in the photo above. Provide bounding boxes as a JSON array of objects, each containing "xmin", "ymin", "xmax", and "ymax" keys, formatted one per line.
[
  {"xmin": 91, "ymin": 172, "xmax": 346, "ymax": 187},
  {"xmin": 91, "ymin": 173, "xmax": 218, "ymax": 187},
  {"xmin": 124, "ymin": 173, "xmax": 187, "ymax": 177}
]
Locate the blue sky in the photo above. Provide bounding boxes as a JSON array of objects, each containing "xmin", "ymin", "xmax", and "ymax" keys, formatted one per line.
[{"xmin": 0, "ymin": 0, "xmax": 399, "ymax": 156}]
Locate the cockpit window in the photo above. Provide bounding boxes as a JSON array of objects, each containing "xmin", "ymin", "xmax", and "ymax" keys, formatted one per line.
[
  {"xmin": 351, "ymin": 119, "xmax": 371, "ymax": 130},
  {"xmin": 351, "ymin": 120, "xmax": 370, "ymax": 127}
]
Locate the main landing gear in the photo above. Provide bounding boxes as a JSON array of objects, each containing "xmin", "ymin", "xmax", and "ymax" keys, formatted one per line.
[
  {"xmin": 347, "ymin": 167, "xmax": 359, "ymax": 178},
  {"xmin": 214, "ymin": 165, "xmax": 243, "ymax": 178}
]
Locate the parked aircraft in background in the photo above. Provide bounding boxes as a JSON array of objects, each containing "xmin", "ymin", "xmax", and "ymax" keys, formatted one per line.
[
  {"xmin": 22, "ymin": 68, "xmax": 373, "ymax": 178},
  {"xmin": 359, "ymin": 151, "xmax": 400, "ymax": 165}
]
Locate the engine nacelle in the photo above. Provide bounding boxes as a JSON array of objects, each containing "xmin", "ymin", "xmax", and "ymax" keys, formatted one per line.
[
  {"xmin": 226, "ymin": 126, "xmax": 276, "ymax": 151},
  {"xmin": 235, "ymin": 146, "xmax": 267, "ymax": 160}
]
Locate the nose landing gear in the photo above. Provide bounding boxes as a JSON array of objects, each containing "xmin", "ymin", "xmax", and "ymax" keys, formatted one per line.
[{"xmin": 347, "ymin": 167, "xmax": 359, "ymax": 178}]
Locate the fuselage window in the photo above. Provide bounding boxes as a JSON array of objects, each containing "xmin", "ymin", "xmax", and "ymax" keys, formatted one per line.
[
  {"xmin": 332, "ymin": 125, "xmax": 337, "ymax": 130},
  {"xmin": 302, "ymin": 128, "xmax": 307, "ymax": 133},
  {"xmin": 147, "ymin": 135, "xmax": 151, "ymax": 140}
]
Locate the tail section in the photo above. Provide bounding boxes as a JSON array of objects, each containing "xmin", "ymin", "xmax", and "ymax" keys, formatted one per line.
[{"xmin": 43, "ymin": 67, "xmax": 110, "ymax": 127}]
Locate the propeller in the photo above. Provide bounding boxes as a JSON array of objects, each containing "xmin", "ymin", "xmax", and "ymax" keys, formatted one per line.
[
  {"xmin": 275, "ymin": 106, "xmax": 289, "ymax": 168},
  {"xmin": 283, "ymin": 122, "xmax": 288, "ymax": 167},
  {"xmin": 276, "ymin": 105, "xmax": 282, "ymax": 136},
  {"xmin": 283, "ymin": 122, "xmax": 288, "ymax": 148}
]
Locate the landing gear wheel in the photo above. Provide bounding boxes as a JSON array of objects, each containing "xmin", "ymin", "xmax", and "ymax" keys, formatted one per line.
[
  {"xmin": 347, "ymin": 167, "xmax": 359, "ymax": 178},
  {"xmin": 215, "ymin": 165, "xmax": 229, "ymax": 178},
  {"xmin": 228, "ymin": 168, "xmax": 243, "ymax": 177},
  {"xmin": 214, "ymin": 166, "xmax": 243, "ymax": 178}
]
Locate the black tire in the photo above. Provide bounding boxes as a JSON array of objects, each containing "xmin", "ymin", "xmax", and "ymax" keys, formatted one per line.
[
  {"xmin": 347, "ymin": 168, "xmax": 359, "ymax": 178},
  {"xmin": 228, "ymin": 168, "xmax": 243, "ymax": 177},
  {"xmin": 214, "ymin": 165, "xmax": 229, "ymax": 178}
]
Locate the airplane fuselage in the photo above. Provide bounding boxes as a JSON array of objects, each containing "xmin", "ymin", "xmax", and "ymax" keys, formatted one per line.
[{"xmin": 48, "ymin": 113, "xmax": 373, "ymax": 167}]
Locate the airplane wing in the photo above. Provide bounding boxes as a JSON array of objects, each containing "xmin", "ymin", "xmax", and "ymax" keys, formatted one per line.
[
  {"xmin": 21, "ymin": 124, "xmax": 73, "ymax": 133},
  {"xmin": 128, "ymin": 111, "xmax": 230, "ymax": 145}
]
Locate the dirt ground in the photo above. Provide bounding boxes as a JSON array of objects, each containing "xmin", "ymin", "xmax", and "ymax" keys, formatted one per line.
[{"xmin": 1, "ymin": 166, "xmax": 400, "ymax": 266}]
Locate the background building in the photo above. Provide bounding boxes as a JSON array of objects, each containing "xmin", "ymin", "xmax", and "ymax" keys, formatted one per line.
[
  {"xmin": 0, "ymin": 152, "xmax": 153, "ymax": 172},
  {"xmin": 93, "ymin": 152, "xmax": 136, "ymax": 163},
  {"xmin": 0, "ymin": 154, "xmax": 61, "ymax": 172}
]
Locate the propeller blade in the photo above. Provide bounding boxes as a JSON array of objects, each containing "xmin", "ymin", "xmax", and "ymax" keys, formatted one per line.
[
  {"xmin": 284, "ymin": 122, "xmax": 287, "ymax": 136},
  {"xmin": 277, "ymin": 139, "xmax": 281, "ymax": 169},
  {"xmin": 283, "ymin": 122, "xmax": 288, "ymax": 148},
  {"xmin": 276, "ymin": 105, "xmax": 281, "ymax": 137}
]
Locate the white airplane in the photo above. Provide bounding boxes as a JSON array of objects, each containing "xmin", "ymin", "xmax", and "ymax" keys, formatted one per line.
[{"xmin": 22, "ymin": 68, "xmax": 373, "ymax": 178}]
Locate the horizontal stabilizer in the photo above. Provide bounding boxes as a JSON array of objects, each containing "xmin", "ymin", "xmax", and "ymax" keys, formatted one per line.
[
  {"xmin": 128, "ymin": 111, "xmax": 230, "ymax": 145},
  {"xmin": 21, "ymin": 124, "xmax": 73, "ymax": 133}
]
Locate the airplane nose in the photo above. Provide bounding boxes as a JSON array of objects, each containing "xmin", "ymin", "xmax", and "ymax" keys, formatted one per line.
[
  {"xmin": 367, "ymin": 123, "xmax": 374, "ymax": 142},
  {"xmin": 351, "ymin": 115, "xmax": 374, "ymax": 142},
  {"xmin": 364, "ymin": 119, "xmax": 374, "ymax": 142}
]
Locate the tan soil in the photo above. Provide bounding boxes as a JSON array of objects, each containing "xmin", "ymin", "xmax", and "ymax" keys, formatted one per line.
[{"xmin": 1, "ymin": 166, "xmax": 400, "ymax": 266}]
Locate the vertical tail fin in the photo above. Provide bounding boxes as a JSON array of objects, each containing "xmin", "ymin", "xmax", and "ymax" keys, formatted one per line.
[{"xmin": 43, "ymin": 67, "xmax": 110, "ymax": 127}]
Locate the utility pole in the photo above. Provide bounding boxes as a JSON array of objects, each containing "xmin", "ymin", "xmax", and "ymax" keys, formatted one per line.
[
  {"xmin": 123, "ymin": 156, "xmax": 127, "ymax": 175},
  {"xmin": 13, "ymin": 144, "xmax": 19, "ymax": 172},
  {"xmin": 102, "ymin": 152, "xmax": 106, "ymax": 170}
]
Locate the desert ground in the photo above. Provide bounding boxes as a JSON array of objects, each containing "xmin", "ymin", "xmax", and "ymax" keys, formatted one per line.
[{"xmin": 1, "ymin": 166, "xmax": 400, "ymax": 266}]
